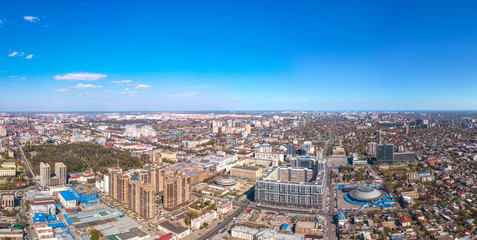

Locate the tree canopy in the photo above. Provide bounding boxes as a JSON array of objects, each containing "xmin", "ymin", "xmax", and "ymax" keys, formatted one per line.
[{"xmin": 25, "ymin": 143, "xmax": 142, "ymax": 174}]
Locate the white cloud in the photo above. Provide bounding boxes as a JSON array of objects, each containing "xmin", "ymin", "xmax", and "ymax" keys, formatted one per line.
[
  {"xmin": 111, "ymin": 80, "xmax": 132, "ymax": 84},
  {"xmin": 8, "ymin": 52, "xmax": 18, "ymax": 57},
  {"xmin": 79, "ymin": 92, "xmax": 110, "ymax": 99},
  {"xmin": 73, "ymin": 83, "xmax": 102, "ymax": 89},
  {"xmin": 23, "ymin": 16, "xmax": 39, "ymax": 23},
  {"xmin": 135, "ymin": 84, "xmax": 151, "ymax": 89},
  {"xmin": 25, "ymin": 54, "xmax": 33, "ymax": 59},
  {"xmin": 18, "ymin": 77, "xmax": 26, "ymax": 80},
  {"xmin": 55, "ymin": 89, "xmax": 71, "ymax": 92},
  {"xmin": 9, "ymin": 76, "xmax": 17, "ymax": 78},
  {"xmin": 54, "ymin": 72, "xmax": 107, "ymax": 81},
  {"xmin": 121, "ymin": 88, "xmax": 139, "ymax": 96}
]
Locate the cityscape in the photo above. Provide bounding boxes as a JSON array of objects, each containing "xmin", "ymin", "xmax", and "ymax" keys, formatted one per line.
[{"xmin": 1, "ymin": 1, "xmax": 477, "ymax": 240}]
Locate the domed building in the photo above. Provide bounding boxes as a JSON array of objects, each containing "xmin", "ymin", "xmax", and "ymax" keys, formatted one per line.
[
  {"xmin": 215, "ymin": 177, "xmax": 238, "ymax": 186},
  {"xmin": 344, "ymin": 186, "xmax": 392, "ymax": 207}
]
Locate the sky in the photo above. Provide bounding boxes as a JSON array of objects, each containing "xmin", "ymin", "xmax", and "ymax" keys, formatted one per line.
[{"xmin": 1, "ymin": 1, "xmax": 477, "ymax": 111}]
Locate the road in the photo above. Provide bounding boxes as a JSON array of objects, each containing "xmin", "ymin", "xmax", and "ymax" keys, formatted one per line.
[
  {"xmin": 196, "ymin": 200, "xmax": 250, "ymax": 240},
  {"xmin": 325, "ymin": 144, "xmax": 338, "ymax": 240},
  {"xmin": 15, "ymin": 140, "xmax": 36, "ymax": 179}
]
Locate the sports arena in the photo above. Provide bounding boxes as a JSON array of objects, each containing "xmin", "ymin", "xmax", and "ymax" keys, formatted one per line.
[{"xmin": 337, "ymin": 184, "xmax": 394, "ymax": 209}]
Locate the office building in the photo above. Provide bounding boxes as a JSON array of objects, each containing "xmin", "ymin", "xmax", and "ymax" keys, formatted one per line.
[
  {"xmin": 394, "ymin": 152, "xmax": 416, "ymax": 162},
  {"xmin": 290, "ymin": 156, "xmax": 316, "ymax": 169},
  {"xmin": 286, "ymin": 143, "xmax": 295, "ymax": 156},
  {"xmin": 376, "ymin": 143, "xmax": 394, "ymax": 163},
  {"xmin": 230, "ymin": 166, "xmax": 263, "ymax": 179}
]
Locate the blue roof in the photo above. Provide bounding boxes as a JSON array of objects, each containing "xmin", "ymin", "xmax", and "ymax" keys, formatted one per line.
[
  {"xmin": 418, "ymin": 171, "xmax": 430, "ymax": 174},
  {"xmin": 59, "ymin": 190, "xmax": 78, "ymax": 202},
  {"xmin": 280, "ymin": 224, "xmax": 289, "ymax": 230},
  {"xmin": 33, "ymin": 213, "xmax": 47, "ymax": 223},
  {"xmin": 49, "ymin": 221, "xmax": 65, "ymax": 229}
]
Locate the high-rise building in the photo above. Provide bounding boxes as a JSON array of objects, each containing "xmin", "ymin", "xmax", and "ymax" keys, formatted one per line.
[
  {"xmin": 163, "ymin": 171, "xmax": 192, "ymax": 210},
  {"xmin": 129, "ymin": 181, "xmax": 155, "ymax": 219},
  {"xmin": 40, "ymin": 162, "xmax": 68, "ymax": 187},
  {"xmin": 55, "ymin": 162, "xmax": 67, "ymax": 185},
  {"xmin": 245, "ymin": 124, "xmax": 251, "ymax": 134},
  {"xmin": 109, "ymin": 169, "xmax": 129, "ymax": 204},
  {"xmin": 375, "ymin": 130, "xmax": 381, "ymax": 144},
  {"xmin": 139, "ymin": 165, "xmax": 165, "ymax": 194},
  {"xmin": 376, "ymin": 143, "xmax": 394, "ymax": 163},
  {"xmin": 0, "ymin": 125, "xmax": 6, "ymax": 137},
  {"xmin": 286, "ymin": 143, "xmax": 295, "ymax": 156},
  {"xmin": 40, "ymin": 162, "xmax": 51, "ymax": 187},
  {"xmin": 367, "ymin": 142, "xmax": 377, "ymax": 156},
  {"xmin": 255, "ymin": 163, "xmax": 326, "ymax": 210}
]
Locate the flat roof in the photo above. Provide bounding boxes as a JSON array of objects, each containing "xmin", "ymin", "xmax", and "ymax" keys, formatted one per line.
[
  {"xmin": 159, "ymin": 221, "xmax": 188, "ymax": 234},
  {"xmin": 231, "ymin": 166, "xmax": 260, "ymax": 171},
  {"xmin": 71, "ymin": 184, "xmax": 95, "ymax": 195},
  {"xmin": 59, "ymin": 190, "xmax": 78, "ymax": 202}
]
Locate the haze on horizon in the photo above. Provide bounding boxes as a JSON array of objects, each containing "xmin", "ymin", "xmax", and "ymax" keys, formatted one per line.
[{"xmin": 1, "ymin": 1, "xmax": 477, "ymax": 112}]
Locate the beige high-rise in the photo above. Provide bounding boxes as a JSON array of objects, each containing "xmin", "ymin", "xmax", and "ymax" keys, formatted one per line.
[
  {"xmin": 129, "ymin": 181, "xmax": 155, "ymax": 219},
  {"xmin": 163, "ymin": 170, "xmax": 191, "ymax": 210},
  {"xmin": 39, "ymin": 162, "xmax": 51, "ymax": 187},
  {"xmin": 55, "ymin": 162, "xmax": 67, "ymax": 185}
]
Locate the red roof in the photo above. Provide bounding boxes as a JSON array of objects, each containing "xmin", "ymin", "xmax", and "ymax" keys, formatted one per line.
[
  {"xmin": 400, "ymin": 216, "xmax": 411, "ymax": 223},
  {"xmin": 156, "ymin": 233, "xmax": 173, "ymax": 240}
]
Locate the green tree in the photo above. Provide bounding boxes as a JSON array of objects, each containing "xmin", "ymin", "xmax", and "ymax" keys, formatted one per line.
[
  {"xmin": 204, "ymin": 200, "xmax": 211, "ymax": 206},
  {"xmin": 89, "ymin": 229, "xmax": 103, "ymax": 240},
  {"xmin": 209, "ymin": 203, "xmax": 217, "ymax": 210}
]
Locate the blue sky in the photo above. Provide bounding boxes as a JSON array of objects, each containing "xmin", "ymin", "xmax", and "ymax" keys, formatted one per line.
[{"xmin": 1, "ymin": 1, "xmax": 477, "ymax": 111}]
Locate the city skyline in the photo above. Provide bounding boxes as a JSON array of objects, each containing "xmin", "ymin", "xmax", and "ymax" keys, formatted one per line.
[{"xmin": 2, "ymin": 1, "xmax": 477, "ymax": 111}]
